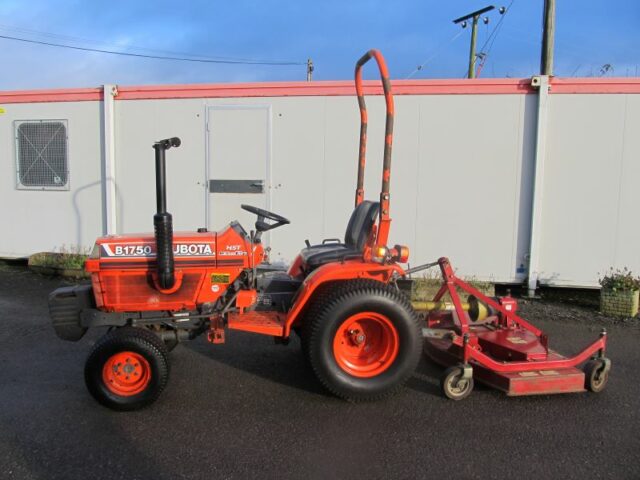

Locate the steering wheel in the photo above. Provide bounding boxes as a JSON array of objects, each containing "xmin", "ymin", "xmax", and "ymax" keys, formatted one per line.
[{"xmin": 241, "ymin": 204, "xmax": 290, "ymax": 233}]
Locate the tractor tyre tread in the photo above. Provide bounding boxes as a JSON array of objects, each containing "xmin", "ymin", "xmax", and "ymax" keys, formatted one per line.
[
  {"xmin": 85, "ymin": 326, "xmax": 170, "ymax": 411},
  {"xmin": 303, "ymin": 280, "xmax": 421, "ymax": 402}
]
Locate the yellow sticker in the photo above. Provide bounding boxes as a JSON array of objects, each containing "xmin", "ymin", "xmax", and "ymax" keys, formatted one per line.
[
  {"xmin": 0, "ymin": 107, "xmax": 5, "ymax": 114},
  {"xmin": 506, "ymin": 336, "xmax": 527, "ymax": 344},
  {"xmin": 211, "ymin": 273, "xmax": 230, "ymax": 284}
]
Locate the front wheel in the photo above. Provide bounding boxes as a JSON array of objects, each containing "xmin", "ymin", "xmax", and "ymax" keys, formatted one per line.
[
  {"xmin": 85, "ymin": 327, "xmax": 170, "ymax": 411},
  {"xmin": 305, "ymin": 281, "xmax": 422, "ymax": 401}
]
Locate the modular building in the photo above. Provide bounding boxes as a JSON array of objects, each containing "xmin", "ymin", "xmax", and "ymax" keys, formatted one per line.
[{"xmin": 0, "ymin": 77, "xmax": 638, "ymax": 289}]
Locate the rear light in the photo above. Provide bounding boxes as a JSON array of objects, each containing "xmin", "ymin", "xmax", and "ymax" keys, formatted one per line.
[{"xmin": 392, "ymin": 245, "xmax": 410, "ymax": 263}]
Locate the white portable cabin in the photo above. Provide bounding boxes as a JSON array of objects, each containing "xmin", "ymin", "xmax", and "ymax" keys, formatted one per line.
[{"xmin": 0, "ymin": 76, "xmax": 638, "ymax": 289}]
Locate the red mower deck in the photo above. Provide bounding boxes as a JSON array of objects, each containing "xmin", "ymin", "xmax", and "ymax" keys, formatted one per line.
[{"xmin": 414, "ymin": 257, "xmax": 611, "ymax": 400}]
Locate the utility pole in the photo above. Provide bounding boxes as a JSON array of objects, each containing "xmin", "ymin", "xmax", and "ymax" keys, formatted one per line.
[
  {"xmin": 453, "ymin": 5, "xmax": 495, "ymax": 79},
  {"xmin": 306, "ymin": 58, "xmax": 314, "ymax": 82},
  {"xmin": 540, "ymin": 0, "xmax": 555, "ymax": 75},
  {"xmin": 468, "ymin": 16, "xmax": 479, "ymax": 78}
]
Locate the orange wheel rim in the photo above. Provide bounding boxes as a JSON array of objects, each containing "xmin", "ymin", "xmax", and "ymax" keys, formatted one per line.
[
  {"xmin": 333, "ymin": 312, "xmax": 399, "ymax": 378},
  {"xmin": 102, "ymin": 351, "xmax": 151, "ymax": 396}
]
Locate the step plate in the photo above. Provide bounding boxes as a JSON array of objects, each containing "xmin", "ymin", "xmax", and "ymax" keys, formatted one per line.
[{"xmin": 227, "ymin": 311, "xmax": 284, "ymax": 336}]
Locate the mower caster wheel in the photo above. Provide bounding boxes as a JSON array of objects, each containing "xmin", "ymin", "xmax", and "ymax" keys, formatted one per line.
[
  {"xmin": 440, "ymin": 365, "xmax": 474, "ymax": 401},
  {"xmin": 85, "ymin": 327, "xmax": 170, "ymax": 411},
  {"xmin": 583, "ymin": 358, "xmax": 610, "ymax": 393}
]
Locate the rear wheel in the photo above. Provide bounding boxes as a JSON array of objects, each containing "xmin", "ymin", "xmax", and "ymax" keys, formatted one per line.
[
  {"xmin": 305, "ymin": 281, "xmax": 421, "ymax": 401},
  {"xmin": 85, "ymin": 327, "xmax": 170, "ymax": 411}
]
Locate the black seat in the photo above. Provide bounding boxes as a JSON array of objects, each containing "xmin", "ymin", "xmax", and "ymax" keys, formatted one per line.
[{"xmin": 299, "ymin": 200, "xmax": 380, "ymax": 270}]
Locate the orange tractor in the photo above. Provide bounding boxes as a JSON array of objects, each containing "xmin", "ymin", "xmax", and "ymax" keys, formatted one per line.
[
  {"xmin": 50, "ymin": 50, "xmax": 610, "ymax": 410},
  {"xmin": 50, "ymin": 50, "xmax": 422, "ymax": 410}
]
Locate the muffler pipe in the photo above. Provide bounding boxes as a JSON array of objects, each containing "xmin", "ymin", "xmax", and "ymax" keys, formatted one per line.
[{"xmin": 153, "ymin": 137, "xmax": 181, "ymax": 290}]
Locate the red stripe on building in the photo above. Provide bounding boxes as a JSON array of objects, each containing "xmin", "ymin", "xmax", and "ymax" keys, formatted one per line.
[
  {"xmin": 0, "ymin": 78, "xmax": 639, "ymax": 104},
  {"xmin": 0, "ymin": 87, "xmax": 103, "ymax": 104}
]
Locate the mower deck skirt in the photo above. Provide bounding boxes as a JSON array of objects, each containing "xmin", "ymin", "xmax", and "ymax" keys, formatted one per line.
[{"xmin": 424, "ymin": 339, "xmax": 586, "ymax": 396}]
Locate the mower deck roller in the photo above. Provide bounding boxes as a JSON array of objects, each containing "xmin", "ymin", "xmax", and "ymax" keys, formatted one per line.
[{"xmin": 48, "ymin": 49, "xmax": 610, "ymax": 410}]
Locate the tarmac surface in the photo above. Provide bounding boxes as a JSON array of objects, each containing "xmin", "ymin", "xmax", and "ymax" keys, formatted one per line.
[{"xmin": 0, "ymin": 264, "xmax": 639, "ymax": 480}]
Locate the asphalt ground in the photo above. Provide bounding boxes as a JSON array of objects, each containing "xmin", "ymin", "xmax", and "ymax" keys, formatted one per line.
[{"xmin": 1, "ymin": 264, "xmax": 639, "ymax": 480}]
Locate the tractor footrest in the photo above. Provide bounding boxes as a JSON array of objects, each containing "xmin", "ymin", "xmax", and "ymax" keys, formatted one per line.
[{"xmin": 227, "ymin": 311, "xmax": 285, "ymax": 336}]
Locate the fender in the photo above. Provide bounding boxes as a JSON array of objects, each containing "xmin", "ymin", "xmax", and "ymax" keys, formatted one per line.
[{"xmin": 283, "ymin": 259, "xmax": 406, "ymax": 336}]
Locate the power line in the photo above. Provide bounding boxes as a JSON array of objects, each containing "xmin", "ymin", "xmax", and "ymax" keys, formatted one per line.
[
  {"xmin": 0, "ymin": 33, "xmax": 305, "ymax": 66},
  {"xmin": 476, "ymin": 2, "xmax": 513, "ymax": 57},
  {"xmin": 406, "ymin": 29, "xmax": 465, "ymax": 79},
  {"xmin": 475, "ymin": 0, "xmax": 515, "ymax": 77},
  {"xmin": 0, "ymin": 23, "xmax": 272, "ymax": 63}
]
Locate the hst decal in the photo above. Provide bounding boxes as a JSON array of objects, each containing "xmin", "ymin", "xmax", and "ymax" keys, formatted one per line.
[
  {"xmin": 101, "ymin": 243, "xmax": 216, "ymax": 258},
  {"xmin": 218, "ymin": 251, "xmax": 247, "ymax": 256},
  {"xmin": 218, "ymin": 244, "xmax": 247, "ymax": 256}
]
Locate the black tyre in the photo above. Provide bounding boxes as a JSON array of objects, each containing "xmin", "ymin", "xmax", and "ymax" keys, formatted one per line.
[
  {"xmin": 584, "ymin": 359, "xmax": 610, "ymax": 393},
  {"xmin": 440, "ymin": 366, "xmax": 474, "ymax": 401},
  {"xmin": 85, "ymin": 327, "xmax": 170, "ymax": 411},
  {"xmin": 304, "ymin": 280, "xmax": 421, "ymax": 402}
]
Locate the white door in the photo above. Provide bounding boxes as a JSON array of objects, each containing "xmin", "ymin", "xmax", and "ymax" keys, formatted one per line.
[{"xmin": 206, "ymin": 105, "xmax": 271, "ymax": 241}]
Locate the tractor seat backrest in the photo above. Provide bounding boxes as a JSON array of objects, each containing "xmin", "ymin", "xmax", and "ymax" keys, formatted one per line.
[{"xmin": 344, "ymin": 201, "xmax": 380, "ymax": 251}]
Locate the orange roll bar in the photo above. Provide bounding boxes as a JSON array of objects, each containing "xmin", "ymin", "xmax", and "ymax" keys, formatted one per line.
[{"xmin": 354, "ymin": 49, "xmax": 395, "ymax": 247}]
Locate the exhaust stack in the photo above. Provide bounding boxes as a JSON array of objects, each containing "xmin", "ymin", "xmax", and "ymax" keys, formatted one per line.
[{"xmin": 153, "ymin": 137, "xmax": 181, "ymax": 290}]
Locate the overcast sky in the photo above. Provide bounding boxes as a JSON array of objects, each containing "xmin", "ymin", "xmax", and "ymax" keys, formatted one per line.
[{"xmin": 0, "ymin": 0, "xmax": 638, "ymax": 90}]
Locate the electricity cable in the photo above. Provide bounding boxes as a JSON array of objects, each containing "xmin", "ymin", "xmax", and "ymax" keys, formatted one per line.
[{"xmin": 0, "ymin": 33, "xmax": 304, "ymax": 66}]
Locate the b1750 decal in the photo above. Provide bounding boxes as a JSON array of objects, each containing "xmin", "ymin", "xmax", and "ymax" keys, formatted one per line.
[{"xmin": 101, "ymin": 243, "xmax": 215, "ymax": 258}]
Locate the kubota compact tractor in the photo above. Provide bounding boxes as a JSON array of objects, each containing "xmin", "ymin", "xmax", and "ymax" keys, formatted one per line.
[
  {"xmin": 49, "ymin": 50, "xmax": 423, "ymax": 410},
  {"xmin": 50, "ymin": 49, "xmax": 611, "ymax": 410}
]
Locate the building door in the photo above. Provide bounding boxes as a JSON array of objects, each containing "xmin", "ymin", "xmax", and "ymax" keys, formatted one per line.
[{"xmin": 206, "ymin": 105, "xmax": 271, "ymax": 242}]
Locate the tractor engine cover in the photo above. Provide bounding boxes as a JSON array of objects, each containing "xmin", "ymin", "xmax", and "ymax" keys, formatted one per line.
[{"xmin": 84, "ymin": 223, "xmax": 261, "ymax": 312}]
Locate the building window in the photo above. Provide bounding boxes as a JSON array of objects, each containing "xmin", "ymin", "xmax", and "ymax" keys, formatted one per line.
[{"xmin": 15, "ymin": 120, "xmax": 69, "ymax": 190}]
